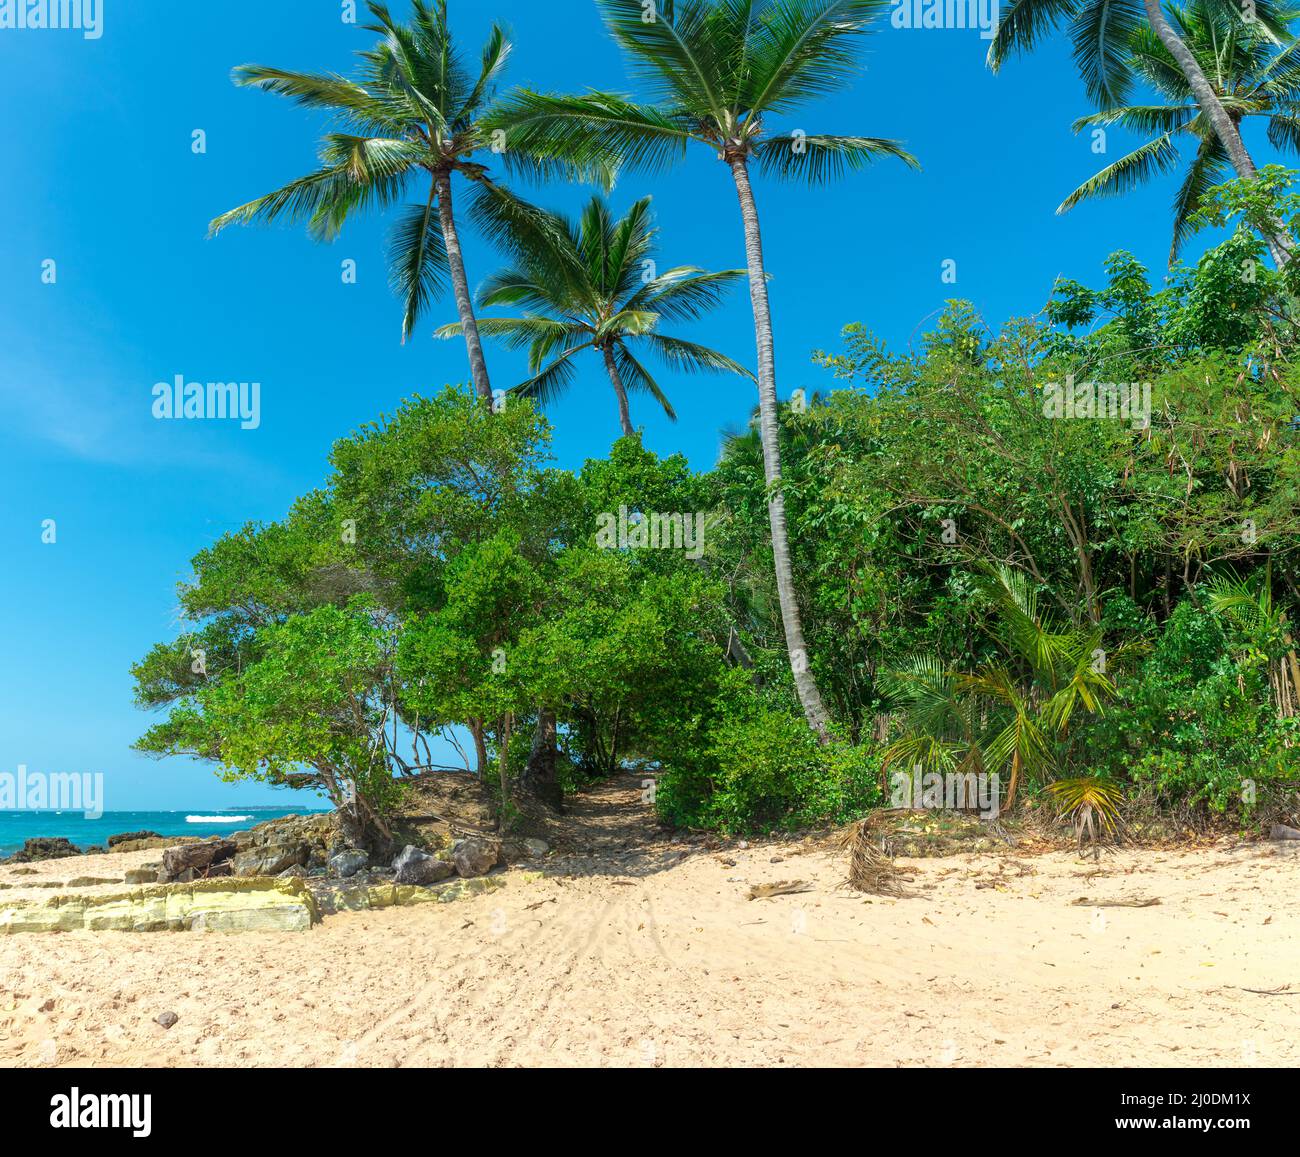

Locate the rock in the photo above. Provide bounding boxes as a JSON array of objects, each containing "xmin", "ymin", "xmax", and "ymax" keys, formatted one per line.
[
  {"xmin": 6, "ymin": 837, "xmax": 81, "ymax": 863},
  {"xmin": 328, "ymin": 849, "xmax": 370, "ymax": 878},
  {"xmin": 237, "ymin": 813, "xmax": 339, "ymax": 868},
  {"xmin": 0, "ymin": 876, "xmax": 319, "ymax": 934},
  {"xmin": 161, "ymin": 840, "xmax": 237, "ymax": 881},
  {"xmin": 231, "ymin": 842, "xmax": 309, "ymax": 878},
  {"xmin": 452, "ymin": 837, "xmax": 501, "ymax": 879},
  {"xmin": 309, "ymin": 872, "xmax": 521, "ymax": 915},
  {"xmin": 171, "ymin": 861, "xmax": 233, "ymax": 884},
  {"xmin": 501, "ymin": 837, "xmax": 550, "ymax": 862},
  {"xmin": 109, "ymin": 836, "xmax": 201, "ymax": 854},
  {"xmin": 277, "ymin": 864, "xmax": 306, "ymax": 879},
  {"xmin": 65, "ymin": 877, "xmax": 122, "ymax": 888},
  {"xmin": 155, "ymin": 1011, "xmax": 178, "ymax": 1029},
  {"xmin": 125, "ymin": 865, "xmax": 164, "ymax": 885},
  {"xmin": 108, "ymin": 830, "xmax": 162, "ymax": 848},
  {"xmin": 392, "ymin": 845, "xmax": 454, "ymax": 886},
  {"xmin": 1270, "ymin": 824, "xmax": 1300, "ymax": 841}
]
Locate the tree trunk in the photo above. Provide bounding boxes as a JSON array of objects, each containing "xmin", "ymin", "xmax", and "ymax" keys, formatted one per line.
[
  {"xmin": 498, "ymin": 712, "xmax": 513, "ymax": 825},
  {"xmin": 521, "ymin": 708, "xmax": 564, "ymax": 811},
  {"xmin": 729, "ymin": 156, "xmax": 833, "ymax": 742},
  {"xmin": 1142, "ymin": 0, "xmax": 1290, "ymax": 267},
  {"xmin": 601, "ymin": 343, "xmax": 636, "ymax": 437},
  {"xmin": 435, "ymin": 169, "xmax": 494, "ymax": 405},
  {"xmin": 470, "ymin": 720, "xmax": 489, "ymax": 779}
]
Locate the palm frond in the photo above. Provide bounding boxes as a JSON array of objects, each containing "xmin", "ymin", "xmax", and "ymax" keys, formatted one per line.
[
  {"xmin": 744, "ymin": 0, "xmax": 892, "ymax": 118},
  {"xmin": 751, "ymin": 132, "xmax": 919, "ymax": 182},
  {"xmin": 614, "ymin": 346, "xmax": 678, "ymax": 420},
  {"xmin": 1057, "ymin": 132, "xmax": 1183, "ymax": 213},
  {"xmin": 388, "ymin": 193, "xmax": 449, "ymax": 341},
  {"xmin": 639, "ymin": 333, "xmax": 755, "ymax": 380}
]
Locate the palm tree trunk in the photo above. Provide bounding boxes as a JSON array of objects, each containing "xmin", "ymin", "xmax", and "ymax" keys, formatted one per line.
[
  {"xmin": 729, "ymin": 157, "xmax": 832, "ymax": 743},
  {"xmin": 600, "ymin": 344, "xmax": 636, "ymax": 437},
  {"xmin": 521, "ymin": 707, "xmax": 562, "ymax": 809},
  {"xmin": 1142, "ymin": 0, "xmax": 1291, "ymax": 267},
  {"xmin": 434, "ymin": 169, "xmax": 494, "ymax": 406}
]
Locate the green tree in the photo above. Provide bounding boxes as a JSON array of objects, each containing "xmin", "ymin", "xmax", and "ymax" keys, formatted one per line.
[
  {"xmin": 442, "ymin": 190, "xmax": 751, "ymax": 437},
  {"xmin": 210, "ymin": 0, "xmax": 532, "ymax": 404},
  {"xmin": 490, "ymin": 0, "xmax": 918, "ymax": 739},
  {"xmin": 1059, "ymin": 1, "xmax": 1300, "ymax": 262}
]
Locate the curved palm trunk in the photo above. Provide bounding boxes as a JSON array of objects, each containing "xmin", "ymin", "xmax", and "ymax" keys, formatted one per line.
[
  {"xmin": 729, "ymin": 157, "xmax": 832, "ymax": 743},
  {"xmin": 601, "ymin": 343, "xmax": 636, "ymax": 437},
  {"xmin": 434, "ymin": 169, "xmax": 494, "ymax": 406},
  {"xmin": 1142, "ymin": 0, "xmax": 1291, "ymax": 267}
]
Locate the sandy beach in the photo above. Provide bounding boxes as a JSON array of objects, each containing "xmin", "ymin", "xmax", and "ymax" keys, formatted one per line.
[{"xmin": 2, "ymin": 781, "xmax": 1298, "ymax": 1068}]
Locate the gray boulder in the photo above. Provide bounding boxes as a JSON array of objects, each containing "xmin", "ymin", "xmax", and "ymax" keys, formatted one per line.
[
  {"xmin": 328, "ymin": 849, "xmax": 370, "ymax": 878},
  {"xmin": 392, "ymin": 844, "xmax": 455, "ymax": 886},
  {"xmin": 452, "ymin": 837, "xmax": 501, "ymax": 879}
]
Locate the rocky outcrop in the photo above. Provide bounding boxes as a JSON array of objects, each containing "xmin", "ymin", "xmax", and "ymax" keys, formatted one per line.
[
  {"xmin": 232, "ymin": 813, "xmax": 340, "ymax": 870},
  {"xmin": 393, "ymin": 845, "xmax": 454, "ymax": 886},
  {"xmin": 115, "ymin": 836, "xmax": 202, "ymax": 854},
  {"xmin": 107, "ymin": 830, "xmax": 162, "ymax": 848},
  {"xmin": 5, "ymin": 838, "xmax": 82, "ymax": 863},
  {"xmin": 309, "ymin": 872, "xmax": 522, "ymax": 916},
  {"xmin": 0, "ymin": 876, "xmax": 319, "ymax": 934},
  {"xmin": 232, "ymin": 842, "xmax": 309, "ymax": 878}
]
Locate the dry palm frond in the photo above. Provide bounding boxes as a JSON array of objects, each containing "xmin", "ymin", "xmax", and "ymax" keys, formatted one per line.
[{"xmin": 841, "ymin": 815, "xmax": 911, "ymax": 896}]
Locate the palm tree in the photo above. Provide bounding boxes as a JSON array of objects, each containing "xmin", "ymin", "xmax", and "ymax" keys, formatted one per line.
[
  {"xmin": 440, "ymin": 190, "xmax": 751, "ymax": 437},
  {"xmin": 1059, "ymin": 2, "xmax": 1300, "ymax": 263},
  {"xmin": 989, "ymin": 0, "xmax": 1295, "ymax": 267},
  {"xmin": 1207, "ymin": 562, "xmax": 1300, "ymax": 720},
  {"xmin": 489, "ymin": 0, "xmax": 919, "ymax": 740},
  {"xmin": 881, "ymin": 566, "xmax": 1116, "ymax": 812},
  {"xmin": 210, "ymin": 0, "xmax": 538, "ymax": 406}
]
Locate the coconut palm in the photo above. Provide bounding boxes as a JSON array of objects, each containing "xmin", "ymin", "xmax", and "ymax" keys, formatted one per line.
[
  {"xmin": 988, "ymin": 0, "xmax": 1295, "ymax": 267},
  {"xmin": 210, "ymin": 0, "xmax": 542, "ymax": 406},
  {"xmin": 489, "ymin": 0, "xmax": 919, "ymax": 739},
  {"xmin": 1059, "ymin": 2, "xmax": 1300, "ymax": 263},
  {"xmin": 440, "ymin": 190, "xmax": 750, "ymax": 437}
]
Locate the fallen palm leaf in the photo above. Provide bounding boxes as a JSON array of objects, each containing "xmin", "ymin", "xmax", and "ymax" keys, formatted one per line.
[{"xmin": 748, "ymin": 879, "xmax": 812, "ymax": 901}]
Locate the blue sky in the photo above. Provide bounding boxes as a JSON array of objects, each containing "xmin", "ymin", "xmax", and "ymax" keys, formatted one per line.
[{"xmin": 0, "ymin": 1, "xmax": 1279, "ymax": 808}]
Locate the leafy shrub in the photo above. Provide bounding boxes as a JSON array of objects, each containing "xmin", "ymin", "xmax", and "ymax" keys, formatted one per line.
[
  {"xmin": 656, "ymin": 678, "xmax": 882, "ymax": 833},
  {"xmin": 1086, "ymin": 602, "xmax": 1300, "ymax": 816}
]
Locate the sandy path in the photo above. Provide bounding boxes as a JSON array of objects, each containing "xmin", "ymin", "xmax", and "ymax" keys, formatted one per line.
[{"xmin": 2, "ymin": 780, "xmax": 1299, "ymax": 1067}]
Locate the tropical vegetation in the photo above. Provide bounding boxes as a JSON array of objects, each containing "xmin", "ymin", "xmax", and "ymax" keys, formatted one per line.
[{"xmin": 133, "ymin": 0, "xmax": 1300, "ymax": 846}]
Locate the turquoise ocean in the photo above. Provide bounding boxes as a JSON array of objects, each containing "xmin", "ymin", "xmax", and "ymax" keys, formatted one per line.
[{"xmin": 0, "ymin": 808, "xmax": 331, "ymax": 856}]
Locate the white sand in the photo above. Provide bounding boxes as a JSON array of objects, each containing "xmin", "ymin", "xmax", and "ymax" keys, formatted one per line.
[{"xmin": 2, "ymin": 794, "xmax": 1299, "ymax": 1067}]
